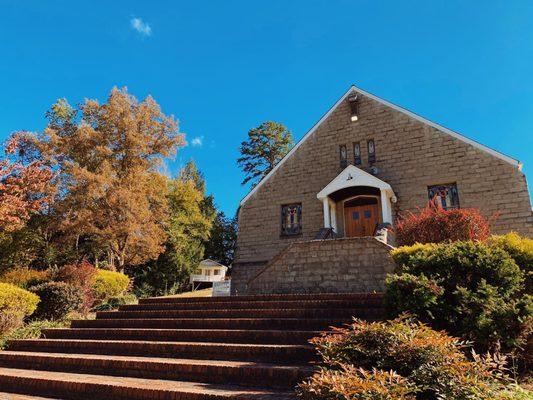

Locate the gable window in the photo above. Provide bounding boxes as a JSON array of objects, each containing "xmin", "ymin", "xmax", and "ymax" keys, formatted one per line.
[
  {"xmin": 367, "ymin": 139, "xmax": 376, "ymax": 164},
  {"xmin": 428, "ymin": 183, "xmax": 460, "ymax": 210},
  {"xmin": 213, "ymin": 269, "xmax": 220, "ymax": 275},
  {"xmin": 281, "ymin": 203, "xmax": 302, "ymax": 236},
  {"xmin": 353, "ymin": 142, "xmax": 362, "ymax": 165},
  {"xmin": 339, "ymin": 145, "xmax": 348, "ymax": 168}
]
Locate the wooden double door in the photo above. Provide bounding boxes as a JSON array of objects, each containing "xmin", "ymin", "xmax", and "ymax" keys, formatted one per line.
[{"xmin": 344, "ymin": 197, "xmax": 380, "ymax": 237}]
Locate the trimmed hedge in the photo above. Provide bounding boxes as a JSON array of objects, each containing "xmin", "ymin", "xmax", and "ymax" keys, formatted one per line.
[
  {"xmin": 92, "ymin": 269, "xmax": 130, "ymax": 301},
  {"xmin": 0, "ymin": 282, "xmax": 39, "ymax": 333},
  {"xmin": 30, "ymin": 282, "xmax": 84, "ymax": 320}
]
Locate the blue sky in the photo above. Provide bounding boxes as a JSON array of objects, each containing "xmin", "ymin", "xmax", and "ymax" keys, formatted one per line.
[{"xmin": 1, "ymin": 1, "xmax": 532, "ymax": 216}]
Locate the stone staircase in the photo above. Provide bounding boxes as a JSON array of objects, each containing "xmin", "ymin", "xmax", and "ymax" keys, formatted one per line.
[{"xmin": 0, "ymin": 293, "xmax": 384, "ymax": 399}]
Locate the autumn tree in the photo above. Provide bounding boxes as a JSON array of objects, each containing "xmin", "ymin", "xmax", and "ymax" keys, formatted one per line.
[
  {"xmin": 16, "ymin": 88, "xmax": 184, "ymax": 271},
  {"xmin": 237, "ymin": 121, "xmax": 293, "ymax": 187},
  {"xmin": 132, "ymin": 176, "xmax": 213, "ymax": 296},
  {"xmin": 0, "ymin": 136, "xmax": 54, "ymax": 233}
]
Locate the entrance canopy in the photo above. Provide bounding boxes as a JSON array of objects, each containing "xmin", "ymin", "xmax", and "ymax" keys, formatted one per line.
[{"xmin": 317, "ymin": 165, "xmax": 395, "ymax": 234}]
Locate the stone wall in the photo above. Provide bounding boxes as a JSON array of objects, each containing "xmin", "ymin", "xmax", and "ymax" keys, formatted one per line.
[
  {"xmin": 235, "ymin": 90, "xmax": 532, "ymax": 268},
  {"xmin": 244, "ymin": 237, "xmax": 396, "ymax": 295}
]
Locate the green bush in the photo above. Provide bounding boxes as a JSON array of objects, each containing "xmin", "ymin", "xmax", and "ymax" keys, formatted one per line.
[
  {"xmin": 489, "ymin": 233, "xmax": 533, "ymax": 291},
  {"xmin": 92, "ymin": 269, "xmax": 130, "ymax": 301},
  {"xmin": 30, "ymin": 282, "xmax": 84, "ymax": 320},
  {"xmin": 298, "ymin": 365, "xmax": 417, "ymax": 400},
  {"xmin": 0, "ymin": 282, "xmax": 40, "ymax": 333},
  {"xmin": 385, "ymin": 274, "xmax": 442, "ymax": 320},
  {"xmin": 387, "ymin": 241, "xmax": 530, "ymax": 352},
  {"xmin": 0, "ymin": 268, "xmax": 50, "ymax": 289},
  {"xmin": 302, "ymin": 317, "xmax": 515, "ymax": 400}
]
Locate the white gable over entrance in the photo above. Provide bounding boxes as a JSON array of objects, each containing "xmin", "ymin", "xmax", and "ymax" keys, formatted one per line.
[
  {"xmin": 317, "ymin": 165, "xmax": 393, "ymax": 199},
  {"xmin": 317, "ymin": 165, "xmax": 395, "ymax": 233}
]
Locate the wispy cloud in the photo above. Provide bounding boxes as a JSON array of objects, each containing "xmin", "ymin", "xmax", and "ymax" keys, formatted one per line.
[
  {"xmin": 191, "ymin": 136, "xmax": 203, "ymax": 147},
  {"xmin": 130, "ymin": 17, "xmax": 152, "ymax": 36}
]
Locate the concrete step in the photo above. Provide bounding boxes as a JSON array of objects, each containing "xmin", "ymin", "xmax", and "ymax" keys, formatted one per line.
[
  {"xmin": 96, "ymin": 307, "xmax": 382, "ymax": 320},
  {"xmin": 0, "ymin": 367, "xmax": 295, "ymax": 400},
  {"xmin": 140, "ymin": 292, "xmax": 383, "ymax": 304},
  {"xmin": 42, "ymin": 328, "xmax": 322, "ymax": 344},
  {"xmin": 0, "ymin": 352, "xmax": 314, "ymax": 389},
  {"xmin": 71, "ymin": 317, "xmax": 352, "ymax": 330},
  {"xmin": 7, "ymin": 339, "xmax": 317, "ymax": 363},
  {"xmin": 120, "ymin": 298, "xmax": 383, "ymax": 311}
]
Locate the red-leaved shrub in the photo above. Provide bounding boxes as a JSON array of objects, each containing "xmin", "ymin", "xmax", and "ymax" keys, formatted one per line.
[
  {"xmin": 56, "ymin": 260, "xmax": 97, "ymax": 312},
  {"xmin": 395, "ymin": 198, "xmax": 494, "ymax": 246}
]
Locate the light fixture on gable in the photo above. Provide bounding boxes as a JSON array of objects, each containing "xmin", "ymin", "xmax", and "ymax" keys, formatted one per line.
[{"xmin": 348, "ymin": 94, "xmax": 359, "ymax": 122}]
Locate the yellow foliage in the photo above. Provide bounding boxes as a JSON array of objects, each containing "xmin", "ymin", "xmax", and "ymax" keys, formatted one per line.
[
  {"xmin": 0, "ymin": 268, "xmax": 49, "ymax": 289},
  {"xmin": 390, "ymin": 243, "xmax": 437, "ymax": 266},
  {"xmin": 92, "ymin": 269, "xmax": 130, "ymax": 300},
  {"xmin": 0, "ymin": 282, "xmax": 40, "ymax": 333}
]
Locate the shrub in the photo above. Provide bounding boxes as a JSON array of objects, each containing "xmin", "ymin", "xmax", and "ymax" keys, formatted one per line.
[
  {"xmin": 489, "ymin": 233, "xmax": 533, "ymax": 291},
  {"xmin": 0, "ymin": 282, "xmax": 39, "ymax": 333},
  {"xmin": 304, "ymin": 317, "xmax": 511, "ymax": 400},
  {"xmin": 56, "ymin": 261, "xmax": 97, "ymax": 312},
  {"xmin": 395, "ymin": 199, "xmax": 493, "ymax": 246},
  {"xmin": 298, "ymin": 365, "xmax": 417, "ymax": 400},
  {"xmin": 30, "ymin": 282, "xmax": 84, "ymax": 320},
  {"xmin": 0, "ymin": 268, "xmax": 49, "ymax": 289},
  {"xmin": 92, "ymin": 269, "xmax": 130, "ymax": 301},
  {"xmin": 385, "ymin": 274, "xmax": 443, "ymax": 320},
  {"xmin": 387, "ymin": 241, "xmax": 530, "ymax": 352}
]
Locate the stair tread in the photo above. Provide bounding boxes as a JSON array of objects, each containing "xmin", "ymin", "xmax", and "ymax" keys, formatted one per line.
[
  {"xmin": 0, "ymin": 367, "xmax": 295, "ymax": 399},
  {"xmin": 44, "ymin": 328, "xmax": 323, "ymax": 333},
  {"xmin": 0, "ymin": 394, "xmax": 62, "ymax": 400},
  {"xmin": 0, "ymin": 351, "xmax": 315, "ymax": 371},
  {"xmin": 142, "ymin": 293, "xmax": 382, "ymax": 303},
  {"xmin": 9, "ymin": 339, "xmax": 313, "ymax": 349}
]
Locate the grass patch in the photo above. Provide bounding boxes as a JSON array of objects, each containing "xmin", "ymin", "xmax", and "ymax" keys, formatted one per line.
[
  {"xmin": 164, "ymin": 288, "xmax": 213, "ymax": 298},
  {"xmin": 0, "ymin": 319, "xmax": 67, "ymax": 349}
]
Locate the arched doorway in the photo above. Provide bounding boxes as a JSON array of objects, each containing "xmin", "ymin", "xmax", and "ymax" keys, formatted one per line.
[{"xmin": 343, "ymin": 196, "xmax": 380, "ymax": 237}]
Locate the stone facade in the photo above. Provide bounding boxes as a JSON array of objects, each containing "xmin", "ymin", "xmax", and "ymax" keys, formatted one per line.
[
  {"xmin": 245, "ymin": 237, "xmax": 396, "ymax": 295},
  {"xmin": 235, "ymin": 87, "xmax": 533, "ymax": 269}
]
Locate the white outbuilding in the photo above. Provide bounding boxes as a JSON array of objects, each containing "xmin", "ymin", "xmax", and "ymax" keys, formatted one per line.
[{"xmin": 189, "ymin": 259, "xmax": 228, "ymax": 291}]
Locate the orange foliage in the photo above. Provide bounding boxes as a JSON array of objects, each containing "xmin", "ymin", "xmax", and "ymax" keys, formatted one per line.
[
  {"xmin": 0, "ymin": 135, "xmax": 54, "ymax": 232},
  {"xmin": 395, "ymin": 198, "xmax": 494, "ymax": 245}
]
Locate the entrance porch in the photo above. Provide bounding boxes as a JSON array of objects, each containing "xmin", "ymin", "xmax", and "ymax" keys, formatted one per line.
[{"xmin": 317, "ymin": 165, "xmax": 396, "ymax": 238}]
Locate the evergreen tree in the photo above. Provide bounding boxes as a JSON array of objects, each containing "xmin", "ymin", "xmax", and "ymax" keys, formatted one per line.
[
  {"xmin": 204, "ymin": 212, "xmax": 237, "ymax": 266},
  {"xmin": 237, "ymin": 121, "xmax": 293, "ymax": 187}
]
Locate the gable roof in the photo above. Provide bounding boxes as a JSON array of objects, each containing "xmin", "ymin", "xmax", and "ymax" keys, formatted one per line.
[
  {"xmin": 316, "ymin": 165, "xmax": 393, "ymax": 200},
  {"xmin": 240, "ymin": 84, "xmax": 522, "ymax": 206},
  {"xmin": 199, "ymin": 259, "xmax": 227, "ymax": 269}
]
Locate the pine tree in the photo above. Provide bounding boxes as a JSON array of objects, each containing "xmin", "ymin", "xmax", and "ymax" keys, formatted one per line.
[{"xmin": 237, "ymin": 121, "xmax": 293, "ymax": 187}]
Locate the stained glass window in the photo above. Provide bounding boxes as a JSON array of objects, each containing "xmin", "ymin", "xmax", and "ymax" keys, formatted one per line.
[
  {"xmin": 428, "ymin": 183, "xmax": 460, "ymax": 210},
  {"xmin": 353, "ymin": 142, "xmax": 362, "ymax": 165},
  {"xmin": 281, "ymin": 203, "xmax": 302, "ymax": 236},
  {"xmin": 339, "ymin": 145, "xmax": 348, "ymax": 168},
  {"xmin": 367, "ymin": 139, "xmax": 376, "ymax": 164}
]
